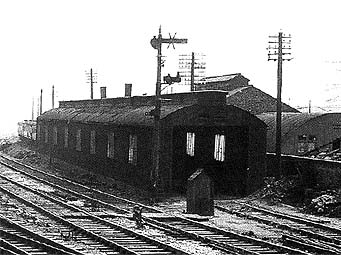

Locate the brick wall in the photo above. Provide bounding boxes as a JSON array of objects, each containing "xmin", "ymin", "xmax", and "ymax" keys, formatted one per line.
[{"xmin": 267, "ymin": 153, "xmax": 341, "ymax": 189}]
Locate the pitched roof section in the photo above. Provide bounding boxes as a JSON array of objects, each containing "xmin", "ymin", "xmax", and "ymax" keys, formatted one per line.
[
  {"xmin": 59, "ymin": 90, "xmax": 228, "ymax": 109},
  {"xmin": 196, "ymin": 73, "xmax": 299, "ymax": 114},
  {"xmin": 196, "ymin": 73, "xmax": 250, "ymax": 91},
  {"xmin": 38, "ymin": 105, "xmax": 186, "ymax": 126},
  {"xmin": 202, "ymin": 73, "xmax": 250, "ymax": 83},
  {"xmin": 38, "ymin": 90, "xmax": 229, "ymax": 126},
  {"xmin": 225, "ymin": 86, "xmax": 300, "ymax": 115}
]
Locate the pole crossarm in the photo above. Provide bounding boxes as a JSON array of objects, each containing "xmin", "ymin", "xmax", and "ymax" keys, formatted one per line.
[{"xmin": 162, "ymin": 38, "xmax": 188, "ymax": 44}]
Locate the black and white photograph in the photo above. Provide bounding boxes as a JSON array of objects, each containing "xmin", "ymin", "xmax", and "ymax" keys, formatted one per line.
[{"xmin": 1, "ymin": 1, "xmax": 341, "ymax": 254}]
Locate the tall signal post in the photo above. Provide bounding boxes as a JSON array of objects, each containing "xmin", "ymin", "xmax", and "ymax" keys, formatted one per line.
[
  {"xmin": 86, "ymin": 68, "xmax": 97, "ymax": 99},
  {"xmin": 268, "ymin": 31, "xmax": 292, "ymax": 177},
  {"xmin": 150, "ymin": 26, "xmax": 187, "ymax": 191}
]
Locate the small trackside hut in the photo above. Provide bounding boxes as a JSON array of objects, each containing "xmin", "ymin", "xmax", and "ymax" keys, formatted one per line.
[{"xmin": 37, "ymin": 90, "xmax": 267, "ymax": 195}]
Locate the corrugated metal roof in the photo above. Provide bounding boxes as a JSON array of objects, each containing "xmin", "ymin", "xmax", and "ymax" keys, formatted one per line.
[
  {"xmin": 38, "ymin": 105, "xmax": 186, "ymax": 126},
  {"xmin": 258, "ymin": 112, "xmax": 323, "ymax": 136},
  {"xmin": 257, "ymin": 112, "xmax": 324, "ymax": 150}
]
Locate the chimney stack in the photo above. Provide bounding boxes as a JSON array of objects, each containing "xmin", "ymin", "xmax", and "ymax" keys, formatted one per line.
[
  {"xmin": 125, "ymin": 83, "xmax": 132, "ymax": 97},
  {"xmin": 100, "ymin": 87, "xmax": 107, "ymax": 99}
]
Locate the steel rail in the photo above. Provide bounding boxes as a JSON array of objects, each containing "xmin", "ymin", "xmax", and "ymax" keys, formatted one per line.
[
  {"xmin": 0, "ymin": 156, "xmax": 309, "ymax": 255},
  {"xmin": 215, "ymin": 203, "xmax": 341, "ymax": 252},
  {"xmin": 0, "ymin": 214, "xmax": 82, "ymax": 255},
  {"xmin": 0, "ymin": 154, "xmax": 160, "ymax": 213},
  {"xmin": 0, "ymin": 169, "xmax": 190, "ymax": 255},
  {"xmin": 0, "ymin": 182, "xmax": 141, "ymax": 255}
]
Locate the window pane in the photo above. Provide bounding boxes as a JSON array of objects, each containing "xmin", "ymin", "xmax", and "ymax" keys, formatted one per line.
[
  {"xmin": 64, "ymin": 126, "xmax": 68, "ymax": 148},
  {"xmin": 308, "ymin": 135, "xmax": 317, "ymax": 142},
  {"xmin": 37, "ymin": 124, "xmax": 41, "ymax": 141},
  {"xmin": 214, "ymin": 134, "xmax": 226, "ymax": 162},
  {"xmin": 186, "ymin": 132, "xmax": 195, "ymax": 156},
  {"xmin": 44, "ymin": 126, "xmax": 48, "ymax": 143},
  {"xmin": 128, "ymin": 134, "xmax": 137, "ymax": 165},
  {"xmin": 76, "ymin": 129, "xmax": 82, "ymax": 151},
  {"xmin": 298, "ymin": 135, "xmax": 307, "ymax": 141},
  {"xmin": 107, "ymin": 132, "xmax": 115, "ymax": 158},
  {"xmin": 53, "ymin": 126, "xmax": 58, "ymax": 145},
  {"xmin": 90, "ymin": 130, "xmax": 96, "ymax": 154}
]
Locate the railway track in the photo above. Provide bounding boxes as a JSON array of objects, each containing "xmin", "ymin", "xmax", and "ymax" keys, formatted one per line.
[
  {"xmin": 216, "ymin": 201, "xmax": 341, "ymax": 254},
  {"xmin": 0, "ymin": 155, "xmax": 310, "ymax": 254},
  {"xmin": 0, "ymin": 189, "xmax": 121, "ymax": 255},
  {"xmin": 0, "ymin": 212, "xmax": 85, "ymax": 255},
  {"xmin": 0, "ymin": 154, "xmax": 159, "ymax": 214},
  {"xmin": 0, "ymin": 164, "xmax": 191, "ymax": 254},
  {"xmin": 0, "ymin": 220, "xmax": 78, "ymax": 255}
]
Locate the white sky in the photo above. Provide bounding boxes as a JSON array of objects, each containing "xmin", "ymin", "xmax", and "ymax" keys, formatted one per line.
[{"xmin": 1, "ymin": 0, "xmax": 341, "ymax": 137}]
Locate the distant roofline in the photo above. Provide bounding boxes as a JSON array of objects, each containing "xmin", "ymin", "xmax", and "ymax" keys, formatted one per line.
[
  {"xmin": 204, "ymin": 73, "xmax": 242, "ymax": 79},
  {"xmin": 60, "ymin": 90, "xmax": 229, "ymax": 103},
  {"xmin": 201, "ymin": 73, "xmax": 250, "ymax": 82},
  {"xmin": 58, "ymin": 90, "xmax": 229, "ymax": 109}
]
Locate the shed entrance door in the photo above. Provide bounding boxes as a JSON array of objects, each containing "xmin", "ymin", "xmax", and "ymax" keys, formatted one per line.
[{"xmin": 172, "ymin": 126, "xmax": 248, "ymax": 194}]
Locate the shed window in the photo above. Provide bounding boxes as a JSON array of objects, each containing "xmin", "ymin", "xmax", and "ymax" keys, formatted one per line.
[
  {"xmin": 32, "ymin": 124, "xmax": 36, "ymax": 140},
  {"xmin": 76, "ymin": 129, "xmax": 82, "ymax": 151},
  {"xmin": 44, "ymin": 126, "xmax": 48, "ymax": 143},
  {"xmin": 64, "ymin": 126, "xmax": 69, "ymax": 148},
  {"xmin": 308, "ymin": 135, "xmax": 317, "ymax": 142},
  {"xmin": 298, "ymin": 134, "xmax": 307, "ymax": 141},
  {"xmin": 53, "ymin": 126, "xmax": 58, "ymax": 145},
  {"xmin": 214, "ymin": 134, "xmax": 225, "ymax": 162},
  {"xmin": 37, "ymin": 123, "xmax": 41, "ymax": 141},
  {"xmin": 297, "ymin": 134, "xmax": 317, "ymax": 154},
  {"xmin": 128, "ymin": 134, "xmax": 137, "ymax": 165},
  {"xmin": 186, "ymin": 132, "xmax": 195, "ymax": 156},
  {"xmin": 90, "ymin": 130, "xmax": 96, "ymax": 154},
  {"xmin": 107, "ymin": 132, "xmax": 115, "ymax": 158}
]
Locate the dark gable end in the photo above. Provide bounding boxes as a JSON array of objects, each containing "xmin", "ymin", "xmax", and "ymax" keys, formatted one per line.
[
  {"xmin": 225, "ymin": 86, "xmax": 300, "ymax": 115},
  {"xmin": 196, "ymin": 73, "xmax": 250, "ymax": 91}
]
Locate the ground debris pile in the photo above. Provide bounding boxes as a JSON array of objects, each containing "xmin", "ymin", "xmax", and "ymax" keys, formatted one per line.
[
  {"xmin": 304, "ymin": 190, "xmax": 341, "ymax": 216},
  {"xmin": 254, "ymin": 175, "xmax": 304, "ymax": 204},
  {"xmin": 0, "ymin": 136, "xmax": 19, "ymax": 151},
  {"xmin": 254, "ymin": 176, "xmax": 341, "ymax": 217},
  {"xmin": 0, "ymin": 137, "xmax": 41, "ymax": 163}
]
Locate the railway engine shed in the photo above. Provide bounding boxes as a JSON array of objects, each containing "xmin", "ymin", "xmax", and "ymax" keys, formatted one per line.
[{"xmin": 37, "ymin": 90, "xmax": 267, "ymax": 195}]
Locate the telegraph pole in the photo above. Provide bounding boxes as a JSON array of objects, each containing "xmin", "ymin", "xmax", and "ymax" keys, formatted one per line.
[
  {"xmin": 40, "ymin": 89, "xmax": 43, "ymax": 116},
  {"xmin": 86, "ymin": 68, "xmax": 97, "ymax": 99},
  {"xmin": 190, "ymin": 52, "xmax": 195, "ymax": 91},
  {"xmin": 31, "ymin": 97, "xmax": 35, "ymax": 120},
  {"xmin": 150, "ymin": 26, "xmax": 187, "ymax": 191},
  {"xmin": 268, "ymin": 31, "xmax": 292, "ymax": 177},
  {"xmin": 36, "ymin": 98, "xmax": 40, "ymax": 118},
  {"xmin": 52, "ymin": 85, "xmax": 55, "ymax": 109},
  {"xmin": 90, "ymin": 68, "xmax": 93, "ymax": 99}
]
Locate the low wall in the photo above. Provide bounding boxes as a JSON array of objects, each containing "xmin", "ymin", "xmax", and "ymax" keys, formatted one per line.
[{"xmin": 267, "ymin": 153, "xmax": 341, "ymax": 189}]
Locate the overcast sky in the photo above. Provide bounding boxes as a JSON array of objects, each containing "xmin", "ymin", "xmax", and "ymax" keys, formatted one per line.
[{"xmin": 1, "ymin": 0, "xmax": 341, "ymax": 137}]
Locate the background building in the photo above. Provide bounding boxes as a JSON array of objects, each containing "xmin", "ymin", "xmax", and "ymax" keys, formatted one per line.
[
  {"xmin": 37, "ymin": 90, "xmax": 267, "ymax": 195},
  {"xmin": 258, "ymin": 112, "xmax": 341, "ymax": 156},
  {"xmin": 197, "ymin": 73, "xmax": 299, "ymax": 115},
  {"xmin": 162, "ymin": 52, "xmax": 206, "ymax": 94}
]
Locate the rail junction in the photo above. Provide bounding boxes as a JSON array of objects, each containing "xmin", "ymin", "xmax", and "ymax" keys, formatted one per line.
[{"xmin": 0, "ymin": 154, "xmax": 339, "ymax": 254}]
